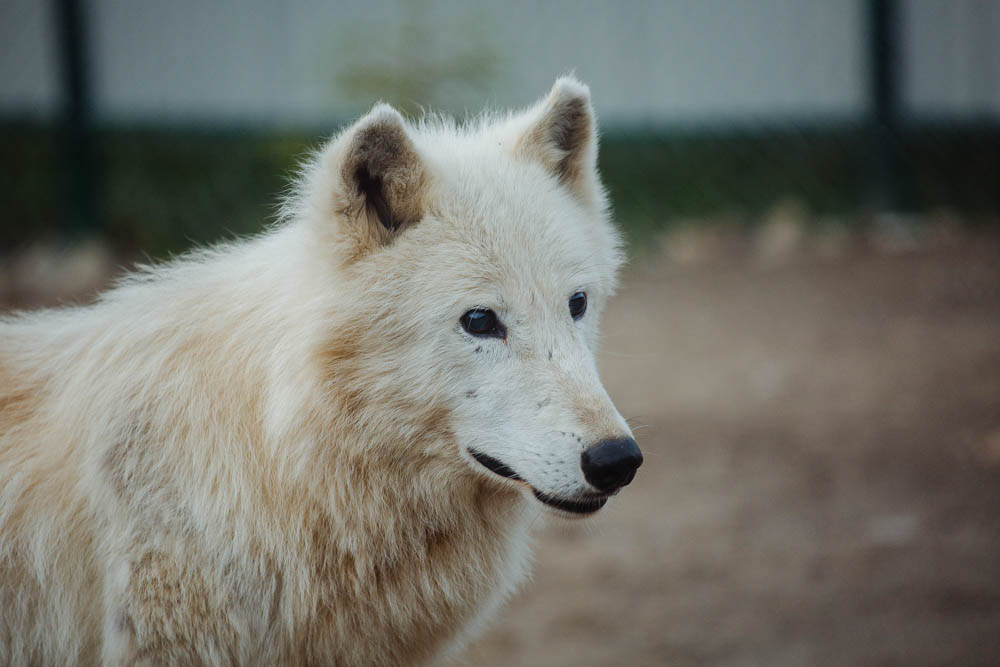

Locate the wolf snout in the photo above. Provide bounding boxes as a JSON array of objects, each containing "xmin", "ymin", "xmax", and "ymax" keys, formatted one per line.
[{"xmin": 580, "ymin": 437, "xmax": 643, "ymax": 493}]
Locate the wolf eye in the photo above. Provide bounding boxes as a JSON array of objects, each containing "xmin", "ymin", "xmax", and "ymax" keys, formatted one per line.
[
  {"xmin": 461, "ymin": 308, "xmax": 505, "ymax": 338},
  {"xmin": 569, "ymin": 292, "xmax": 587, "ymax": 320}
]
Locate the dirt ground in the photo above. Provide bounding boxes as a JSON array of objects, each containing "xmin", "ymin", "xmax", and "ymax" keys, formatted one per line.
[
  {"xmin": 465, "ymin": 233, "xmax": 1000, "ymax": 666},
  {"xmin": 3, "ymin": 230, "xmax": 999, "ymax": 666}
]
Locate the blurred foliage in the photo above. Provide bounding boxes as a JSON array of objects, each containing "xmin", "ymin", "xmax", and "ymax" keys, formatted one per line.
[
  {"xmin": 1, "ymin": 124, "xmax": 313, "ymax": 257},
  {"xmin": 331, "ymin": 0, "xmax": 500, "ymax": 117},
  {"xmin": 1, "ymin": 123, "xmax": 998, "ymax": 258},
  {"xmin": 601, "ymin": 124, "xmax": 1000, "ymax": 246}
]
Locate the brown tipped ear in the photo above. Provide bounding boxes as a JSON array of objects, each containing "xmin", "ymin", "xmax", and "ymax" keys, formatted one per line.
[
  {"xmin": 335, "ymin": 104, "xmax": 427, "ymax": 245},
  {"xmin": 514, "ymin": 76, "xmax": 600, "ymax": 206}
]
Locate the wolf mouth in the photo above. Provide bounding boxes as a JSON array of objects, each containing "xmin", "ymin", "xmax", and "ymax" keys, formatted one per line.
[
  {"xmin": 531, "ymin": 489, "xmax": 608, "ymax": 514},
  {"xmin": 468, "ymin": 449, "xmax": 608, "ymax": 515},
  {"xmin": 469, "ymin": 450, "xmax": 523, "ymax": 481}
]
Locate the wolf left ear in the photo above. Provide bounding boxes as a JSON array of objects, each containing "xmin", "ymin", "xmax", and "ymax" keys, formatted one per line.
[
  {"xmin": 513, "ymin": 76, "xmax": 601, "ymax": 207},
  {"xmin": 330, "ymin": 104, "xmax": 427, "ymax": 251}
]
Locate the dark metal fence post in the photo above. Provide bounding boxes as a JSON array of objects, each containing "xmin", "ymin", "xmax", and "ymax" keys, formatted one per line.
[
  {"xmin": 868, "ymin": 0, "xmax": 903, "ymax": 212},
  {"xmin": 54, "ymin": 0, "xmax": 99, "ymax": 236}
]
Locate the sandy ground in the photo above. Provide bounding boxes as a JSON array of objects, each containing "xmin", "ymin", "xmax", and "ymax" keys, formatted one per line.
[
  {"xmin": 465, "ymin": 235, "xmax": 1000, "ymax": 666},
  {"xmin": 3, "ymin": 231, "xmax": 999, "ymax": 665}
]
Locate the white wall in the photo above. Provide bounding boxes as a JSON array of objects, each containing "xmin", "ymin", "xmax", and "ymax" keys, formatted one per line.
[
  {"xmin": 0, "ymin": 0, "xmax": 60, "ymax": 120},
  {"xmin": 901, "ymin": 0, "xmax": 1000, "ymax": 118},
  {"xmin": 0, "ymin": 0, "xmax": 996, "ymax": 126},
  {"xmin": 484, "ymin": 0, "xmax": 865, "ymax": 124}
]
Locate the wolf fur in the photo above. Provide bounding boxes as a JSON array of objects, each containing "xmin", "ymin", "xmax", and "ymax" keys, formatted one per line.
[{"xmin": 0, "ymin": 77, "xmax": 633, "ymax": 665}]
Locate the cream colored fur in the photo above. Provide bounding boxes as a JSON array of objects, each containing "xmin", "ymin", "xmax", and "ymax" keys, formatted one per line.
[{"xmin": 0, "ymin": 77, "xmax": 631, "ymax": 665}]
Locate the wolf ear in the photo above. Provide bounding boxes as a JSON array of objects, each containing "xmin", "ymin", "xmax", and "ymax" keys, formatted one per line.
[
  {"xmin": 331, "ymin": 104, "xmax": 427, "ymax": 250},
  {"xmin": 513, "ymin": 76, "xmax": 601, "ymax": 207}
]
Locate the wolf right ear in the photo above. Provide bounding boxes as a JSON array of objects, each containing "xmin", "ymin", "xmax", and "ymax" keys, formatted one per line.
[
  {"xmin": 325, "ymin": 104, "xmax": 428, "ymax": 255},
  {"xmin": 512, "ymin": 76, "xmax": 602, "ymax": 208}
]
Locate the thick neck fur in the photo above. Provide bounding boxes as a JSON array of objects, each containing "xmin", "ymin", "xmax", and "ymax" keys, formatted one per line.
[{"xmin": 0, "ymin": 221, "xmax": 532, "ymax": 665}]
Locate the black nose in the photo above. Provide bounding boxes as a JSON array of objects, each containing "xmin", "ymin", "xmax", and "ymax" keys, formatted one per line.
[{"xmin": 580, "ymin": 437, "xmax": 643, "ymax": 493}]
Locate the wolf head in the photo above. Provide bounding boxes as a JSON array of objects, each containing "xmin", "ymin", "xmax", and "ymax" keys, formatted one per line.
[{"xmin": 298, "ymin": 77, "xmax": 640, "ymax": 516}]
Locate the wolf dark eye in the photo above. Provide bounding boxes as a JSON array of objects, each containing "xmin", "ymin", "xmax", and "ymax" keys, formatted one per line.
[
  {"xmin": 461, "ymin": 308, "xmax": 505, "ymax": 338},
  {"xmin": 569, "ymin": 292, "xmax": 587, "ymax": 319}
]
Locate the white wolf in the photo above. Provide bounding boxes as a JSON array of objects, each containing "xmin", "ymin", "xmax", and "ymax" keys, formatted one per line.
[{"xmin": 0, "ymin": 77, "xmax": 641, "ymax": 665}]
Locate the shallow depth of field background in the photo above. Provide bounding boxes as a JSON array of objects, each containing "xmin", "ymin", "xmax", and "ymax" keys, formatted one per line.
[{"xmin": 2, "ymin": 2, "xmax": 999, "ymax": 665}]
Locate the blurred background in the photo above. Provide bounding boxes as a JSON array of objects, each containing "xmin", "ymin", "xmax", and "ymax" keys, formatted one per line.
[{"xmin": 2, "ymin": 1, "xmax": 999, "ymax": 664}]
